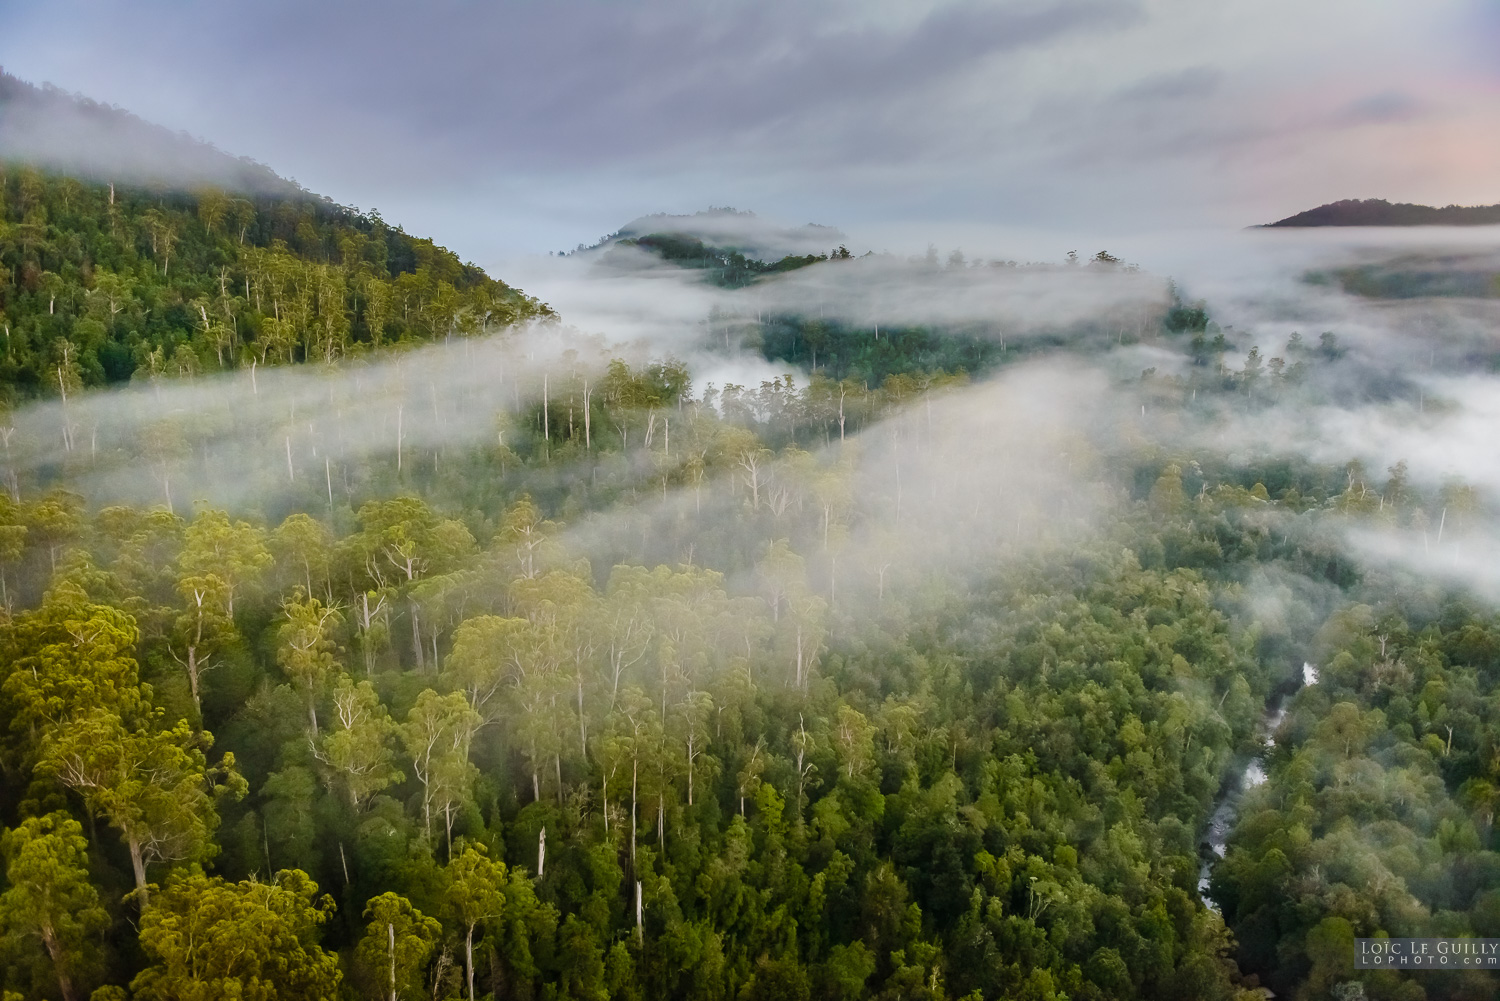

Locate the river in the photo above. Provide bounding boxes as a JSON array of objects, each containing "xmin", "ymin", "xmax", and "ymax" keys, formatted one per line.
[{"xmin": 1197, "ymin": 663, "xmax": 1316, "ymax": 907}]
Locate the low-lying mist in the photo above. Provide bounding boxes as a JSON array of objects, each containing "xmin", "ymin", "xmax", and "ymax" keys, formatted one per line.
[{"xmin": 9, "ymin": 212, "xmax": 1500, "ymax": 611}]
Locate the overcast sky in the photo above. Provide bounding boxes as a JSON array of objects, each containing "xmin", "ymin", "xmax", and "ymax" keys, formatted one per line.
[{"xmin": 3, "ymin": 0, "xmax": 1497, "ymax": 269}]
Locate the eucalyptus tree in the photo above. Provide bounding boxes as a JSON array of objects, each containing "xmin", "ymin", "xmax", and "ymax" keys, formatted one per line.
[
  {"xmin": 0, "ymin": 812, "xmax": 108, "ymax": 1001},
  {"xmin": 39, "ymin": 710, "xmax": 245, "ymax": 901},
  {"xmin": 130, "ymin": 870, "xmax": 340, "ymax": 1001}
]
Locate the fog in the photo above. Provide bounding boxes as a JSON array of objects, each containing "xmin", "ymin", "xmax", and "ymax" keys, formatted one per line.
[
  {"xmin": 0, "ymin": 72, "xmax": 296, "ymax": 194},
  {"xmin": 561, "ymin": 360, "xmax": 1117, "ymax": 605},
  {"xmin": 6, "ymin": 204, "xmax": 1500, "ymax": 608},
  {"xmin": 8, "ymin": 1, "xmax": 1495, "ymax": 260},
  {"xmin": 1, "ymin": 322, "xmax": 620, "ymax": 513},
  {"xmin": 608, "ymin": 209, "xmax": 847, "ymax": 260}
]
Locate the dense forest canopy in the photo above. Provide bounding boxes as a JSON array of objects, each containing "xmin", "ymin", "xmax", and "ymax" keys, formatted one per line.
[{"xmin": 2, "ymin": 87, "xmax": 1500, "ymax": 1001}]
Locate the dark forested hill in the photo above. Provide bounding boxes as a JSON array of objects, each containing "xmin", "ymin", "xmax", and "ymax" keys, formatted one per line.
[
  {"xmin": 0, "ymin": 70, "xmax": 551, "ymax": 400},
  {"xmin": 1264, "ymin": 198, "xmax": 1500, "ymax": 227}
]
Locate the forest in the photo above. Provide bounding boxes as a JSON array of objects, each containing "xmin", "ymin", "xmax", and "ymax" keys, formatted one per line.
[
  {"xmin": 0, "ymin": 164, "xmax": 551, "ymax": 397},
  {"xmin": 1, "ymin": 157, "xmax": 1498, "ymax": 1001}
]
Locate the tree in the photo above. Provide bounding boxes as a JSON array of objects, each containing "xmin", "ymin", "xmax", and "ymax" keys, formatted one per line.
[
  {"xmin": 39, "ymin": 710, "xmax": 245, "ymax": 901},
  {"xmin": 0, "ymin": 812, "xmax": 108, "ymax": 1001},
  {"xmin": 401, "ymin": 690, "xmax": 481, "ymax": 853},
  {"xmin": 276, "ymin": 592, "xmax": 344, "ymax": 738},
  {"xmin": 602, "ymin": 687, "xmax": 660, "ymax": 863},
  {"xmin": 444, "ymin": 845, "xmax": 507, "ymax": 1001},
  {"xmin": 1149, "ymin": 463, "xmax": 1185, "ymax": 516},
  {"xmin": 130, "ymin": 870, "xmax": 341, "ymax": 1001},
  {"xmin": 271, "ymin": 513, "xmax": 333, "ymax": 600},
  {"xmin": 442, "ymin": 615, "xmax": 533, "ymax": 721},
  {"xmin": 358, "ymin": 892, "xmax": 441, "ymax": 1001},
  {"xmin": 352, "ymin": 498, "xmax": 475, "ymax": 671},
  {"xmin": 0, "ymin": 497, "xmax": 27, "ymax": 608},
  {"xmin": 720, "ymin": 428, "xmax": 771, "ymax": 510},
  {"xmin": 675, "ymin": 689, "xmax": 715, "ymax": 807},
  {"xmin": 835, "ymin": 705, "xmax": 875, "ymax": 780},
  {"xmin": 494, "ymin": 496, "xmax": 557, "ymax": 581},
  {"xmin": 168, "ymin": 573, "xmax": 234, "ymax": 719},
  {"xmin": 1303, "ymin": 916, "xmax": 1355, "ymax": 998},
  {"xmin": 23, "ymin": 492, "xmax": 83, "ymax": 575},
  {"xmin": 312, "ymin": 675, "xmax": 402, "ymax": 811},
  {"xmin": 178, "ymin": 509, "xmax": 272, "ymax": 619},
  {"xmin": 1, "ymin": 582, "xmax": 146, "ymax": 749}
]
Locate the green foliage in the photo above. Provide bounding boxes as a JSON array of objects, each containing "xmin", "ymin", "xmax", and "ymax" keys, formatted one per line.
[
  {"xmin": 0, "ymin": 163, "xmax": 1494, "ymax": 1001},
  {"xmin": 357, "ymin": 892, "xmax": 442, "ymax": 1001},
  {"xmin": 130, "ymin": 869, "xmax": 340, "ymax": 1001},
  {"xmin": 1212, "ymin": 603, "xmax": 1500, "ymax": 999},
  {"xmin": 0, "ymin": 165, "xmax": 551, "ymax": 401},
  {"xmin": 0, "ymin": 812, "xmax": 108, "ymax": 1001},
  {"xmin": 38, "ymin": 708, "xmax": 245, "ymax": 897}
]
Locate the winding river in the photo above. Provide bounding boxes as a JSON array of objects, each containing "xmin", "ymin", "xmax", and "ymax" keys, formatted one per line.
[{"xmin": 1197, "ymin": 662, "xmax": 1317, "ymax": 907}]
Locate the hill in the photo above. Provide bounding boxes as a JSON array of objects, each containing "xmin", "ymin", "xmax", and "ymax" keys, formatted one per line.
[
  {"xmin": 578, "ymin": 208, "xmax": 845, "ymax": 288},
  {"xmin": 0, "ymin": 70, "xmax": 551, "ymax": 400},
  {"xmin": 1264, "ymin": 198, "xmax": 1500, "ymax": 227}
]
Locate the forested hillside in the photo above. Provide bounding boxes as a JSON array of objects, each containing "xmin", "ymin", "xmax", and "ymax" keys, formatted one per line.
[{"xmin": 0, "ymin": 164, "xmax": 551, "ymax": 398}]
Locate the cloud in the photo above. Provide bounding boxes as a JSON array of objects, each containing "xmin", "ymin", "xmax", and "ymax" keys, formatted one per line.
[
  {"xmin": 5, "ymin": 0, "xmax": 1493, "ymax": 259},
  {"xmin": 0, "ymin": 74, "xmax": 296, "ymax": 193},
  {"xmin": 0, "ymin": 322, "xmax": 628, "ymax": 513},
  {"xmin": 558, "ymin": 357, "xmax": 1119, "ymax": 602},
  {"xmin": 611, "ymin": 210, "xmax": 847, "ymax": 260},
  {"xmin": 738, "ymin": 253, "xmax": 1167, "ymax": 334}
]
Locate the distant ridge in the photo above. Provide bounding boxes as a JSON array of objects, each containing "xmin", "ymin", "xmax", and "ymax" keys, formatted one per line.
[{"xmin": 1264, "ymin": 199, "xmax": 1500, "ymax": 227}]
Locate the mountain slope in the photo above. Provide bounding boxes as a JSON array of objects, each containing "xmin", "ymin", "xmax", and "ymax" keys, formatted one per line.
[{"xmin": 0, "ymin": 71, "xmax": 551, "ymax": 399}]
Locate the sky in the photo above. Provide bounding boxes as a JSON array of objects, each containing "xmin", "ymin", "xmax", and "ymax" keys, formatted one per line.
[{"xmin": 2, "ymin": 0, "xmax": 1498, "ymax": 270}]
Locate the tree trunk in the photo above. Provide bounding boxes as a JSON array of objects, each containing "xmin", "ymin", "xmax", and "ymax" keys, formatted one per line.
[
  {"xmin": 128, "ymin": 838, "xmax": 149, "ymax": 903},
  {"xmin": 577, "ymin": 676, "xmax": 587, "ymax": 756},
  {"xmin": 466, "ymin": 924, "xmax": 476, "ymax": 1001},
  {"xmin": 186, "ymin": 644, "xmax": 201, "ymax": 716},
  {"xmin": 411, "ymin": 601, "xmax": 425, "ymax": 672},
  {"xmin": 388, "ymin": 922, "xmax": 397, "ymax": 1001},
  {"xmin": 41, "ymin": 924, "xmax": 78, "ymax": 1001},
  {"xmin": 445, "ymin": 800, "xmax": 454, "ymax": 860},
  {"xmin": 361, "ymin": 593, "xmax": 376, "ymax": 673}
]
